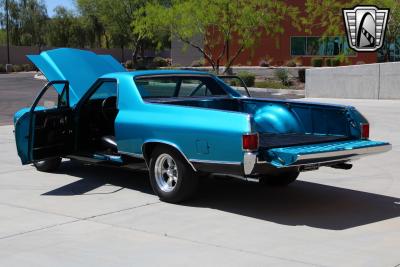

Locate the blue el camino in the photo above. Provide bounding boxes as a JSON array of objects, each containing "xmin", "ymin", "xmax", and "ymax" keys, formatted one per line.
[{"xmin": 13, "ymin": 48, "xmax": 391, "ymax": 203}]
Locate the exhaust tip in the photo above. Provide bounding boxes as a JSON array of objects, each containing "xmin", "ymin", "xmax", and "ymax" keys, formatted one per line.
[{"xmin": 330, "ymin": 163, "xmax": 353, "ymax": 170}]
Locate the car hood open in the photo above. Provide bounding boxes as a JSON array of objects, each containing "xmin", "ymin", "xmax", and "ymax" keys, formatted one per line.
[{"xmin": 28, "ymin": 48, "xmax": 126, "ymax": 106}]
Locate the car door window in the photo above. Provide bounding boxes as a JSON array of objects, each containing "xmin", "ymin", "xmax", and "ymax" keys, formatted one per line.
[
  {"xmin": 35, "ymin": 84, "xmax": 68, "ymax": 110},
  {"xmin": 89, "ymin": 81, "xmax": 117, "ymax": 100}
]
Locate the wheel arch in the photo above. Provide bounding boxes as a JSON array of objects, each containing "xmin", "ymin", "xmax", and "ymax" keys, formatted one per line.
[{"xmin": 141, "ymin": 140, "xmax": 197, "ymax": 172}]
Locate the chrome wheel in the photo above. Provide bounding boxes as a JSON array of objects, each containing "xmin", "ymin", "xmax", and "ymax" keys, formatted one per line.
[{"xmin": 154, "ymin": 153, "xmax": 179, "ymax": 192}]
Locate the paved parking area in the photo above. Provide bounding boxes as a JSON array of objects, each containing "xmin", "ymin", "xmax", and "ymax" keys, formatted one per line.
[
  {"xmin": 0, "ymin": 73, "xmax": 46, "ymax": 125},
  {"xmin": 0, "ymin": 73, "xmax": 399, "ymax": 266}
]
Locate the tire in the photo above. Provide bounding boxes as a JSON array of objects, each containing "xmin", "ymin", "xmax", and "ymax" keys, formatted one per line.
[
  {"xmin": 259, "ymin": 170, "xmax": 299, "ymax": 186},
  {"xmin": 149, "ymin": 146, "xmax": 198, "ymax": 203},
  {"xmin": 33, "ymin": 157, "xmax": 62, "ymax": 172}
]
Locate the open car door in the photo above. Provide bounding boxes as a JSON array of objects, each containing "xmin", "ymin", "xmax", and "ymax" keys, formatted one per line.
[{"xmin": 14, "ymin": 81, "xmax": 74, "ymax": 164}]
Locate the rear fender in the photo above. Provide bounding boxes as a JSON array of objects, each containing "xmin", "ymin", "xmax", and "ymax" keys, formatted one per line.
[{"xmin": 141, "ymin": 140, "xmax": 196, "ymax": 171}]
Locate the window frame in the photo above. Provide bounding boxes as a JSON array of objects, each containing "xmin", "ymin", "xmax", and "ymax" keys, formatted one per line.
[{"xmin": 134, "ymin": 74, "xmax": 232, "ymax": 99}]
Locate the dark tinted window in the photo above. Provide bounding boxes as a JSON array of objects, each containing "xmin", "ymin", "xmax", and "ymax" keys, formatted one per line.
[
  {"xmin": 291, "ymin": 37, "xmax": 306, "ymax": 56},
  {"xmin": 135, "ymin": 76, "xmax": 227, "ymax": 98},
  {"xmin": 291, "ymin": 36, "xmax": 356, "ymax": 56}
]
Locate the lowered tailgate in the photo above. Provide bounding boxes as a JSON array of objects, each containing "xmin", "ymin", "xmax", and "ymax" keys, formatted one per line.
[{"xmin": 265, "ymin": 140, "xmax": 391, "ymax": 168}]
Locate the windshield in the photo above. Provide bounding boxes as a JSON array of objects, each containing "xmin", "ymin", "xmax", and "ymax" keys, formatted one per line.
[{"xmin": 134, "ymin": 76, "xmax": 230, "ymax": 99}]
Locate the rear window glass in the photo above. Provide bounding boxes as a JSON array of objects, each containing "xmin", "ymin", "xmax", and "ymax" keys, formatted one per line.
[{"xmin": 134, "ymin": 76, "xmax": 228, "ymax": 98}]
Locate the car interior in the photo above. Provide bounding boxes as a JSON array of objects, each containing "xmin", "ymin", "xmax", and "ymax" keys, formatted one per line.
[{"xmin": 77, "ymin": 80, "xmax": 119, "ymax": 155}]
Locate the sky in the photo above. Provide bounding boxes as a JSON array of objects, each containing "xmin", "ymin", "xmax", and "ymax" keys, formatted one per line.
[{"xmin": 44, "ymin": 0, "xmax": 76, "ymax": 17}]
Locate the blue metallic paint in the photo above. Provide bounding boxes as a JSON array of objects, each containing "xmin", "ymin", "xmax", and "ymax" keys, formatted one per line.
[
  {"xmin": 28, "ymin": 48, "xmax": 125, "ymax": 106},
  {"xmin": 14, "ymin": 49, "xmax": 391, "ymax": 173}
]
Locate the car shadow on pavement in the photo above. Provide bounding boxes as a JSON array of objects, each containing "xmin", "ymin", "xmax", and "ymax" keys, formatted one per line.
[{"xmin": 43, "ymin": 161, "xmax": 400, "ymax": 230}]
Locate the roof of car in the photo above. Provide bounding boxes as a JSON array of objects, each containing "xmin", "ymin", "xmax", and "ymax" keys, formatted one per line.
[{"xmin": 101, "ymin": 69, "xmax": 213, "ymax": 79}]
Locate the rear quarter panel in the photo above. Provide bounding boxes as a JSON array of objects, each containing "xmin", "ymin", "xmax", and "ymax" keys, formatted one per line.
[{"xmin": 114, "ymin": 75, "xmax": 251, "ymax": 163}]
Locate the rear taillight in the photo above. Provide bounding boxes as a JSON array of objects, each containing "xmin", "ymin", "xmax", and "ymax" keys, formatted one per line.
[
  {"xmin": 242, "ymin": 133, "xmax": 259, "ymax": 151},
  {"xmin": 361, "ymin": 123, "xmax": 369, "ymax": 139}
]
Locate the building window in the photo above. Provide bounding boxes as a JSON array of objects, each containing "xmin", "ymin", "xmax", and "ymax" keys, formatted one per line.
[
  {"xmin": 377, "ymin": 38, "xmax": 400, "ymax": 62},
  {"xmin": 291, "ymin": 36, "xmax": 355, "ymax": 56},
  {"xmin": 291, "ymin": 37, "xmax": 306, "ymax": 55}
]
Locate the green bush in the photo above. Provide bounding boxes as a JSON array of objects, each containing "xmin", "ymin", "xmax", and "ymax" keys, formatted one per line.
[
  {"xmin": 12, "ymin": 64, "xmax": 24, "ymax": 72},
  {"xmin": 134, "ymin": 58, "xmax": 148, "ymax": 70},
  {"xmin": 311, "ymin": 57, "xmax": 323, "ymax": 67},
  {"xmin": 153, "ymin": 57, "xmax": 169, "ymax": 67},
  {"xmin": 255, "ymin": 80, "xmax": 289, "ymax": 89},
  {"xmin": 0, "ymin": 64, "xmax": 5, "ymax": 73},
  {"xmin": 298, "ymin": 68, "xmax": 306, "ymax": 83},
  {"xmin": 23, "ymin": 64, "xmax": 34, "ymax": 71},
  {"xmin": 237, "ymin": 71, "xmax": 255, "ymax": 87},
  {"xmin": 274, "ymin": 68, "xmax": 291, "ymax": 86},
  {"xmin": 325, "ymin": 58, "xmax": 332, "ymax": 66},
  {"xmin": 191, "ymin": 58, "xmax": 205, "ymax": 67},
  {"xmin": 332, "ymin": 58, "xmax": 340, "ymax": 66}
]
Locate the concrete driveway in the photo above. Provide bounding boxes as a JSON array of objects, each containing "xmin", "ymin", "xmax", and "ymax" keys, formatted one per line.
[{"xmin": 0, "ymin": 73, "xmax": 399, "ymax": 266}]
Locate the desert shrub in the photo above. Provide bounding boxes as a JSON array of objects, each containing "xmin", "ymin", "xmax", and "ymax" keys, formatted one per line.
[
  {"xmin": 325, "ymin": 58, "xmax": 332, "ymax": 66},
  {"xmin": 153, "ymin": 57, "xmax": 169, "ymax": 67},
  {"xmin": 191, "ymin": 58, "xmax": 205, "ymax": 67},
  {"xmin": 0, "ymin": 64, "xmax": 5, "ymax": 73},
  {"xmin": 332, "ymin": 59, "xmax": 340, "ymax": 66},
  {"xmin": 285, "ymin": 59, "xmax": 296, "ymax": 67},
  {"xmin": 311, "ymin": 57, "xmax": 323, "ymax": 67},
  {"xmin": 294, "ymin": 56, "xmax": 303, "ymax": 66},
  {"xmin": 12, "ymin": 64, "xmax": 24, "ymax": 72},
  {"xmin": 23, "ymin": 64, "xmax": 34, "ymax": 71},
  {"xmin": 274, "ymin": 68, "xmax": 291, "ymax": 86},
  {"xmin": 134, "ymin": 59, "xmax": 148, "ymax": 70},
  {"xmin": 259, "ymin": 59, "xmax": 269, "ymax": 67},
  {"xmin": 298, "ymin": 68, "xmax": 306, "ymax": 83},
  {"xmin": 237, "ymin": 71, "xmax": 255, "ymax": 87}
]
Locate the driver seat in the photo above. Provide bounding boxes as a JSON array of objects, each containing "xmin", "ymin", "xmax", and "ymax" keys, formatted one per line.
[{"xmin": 101, "ymin": 135, "xmax": 118, "ymax": 152}]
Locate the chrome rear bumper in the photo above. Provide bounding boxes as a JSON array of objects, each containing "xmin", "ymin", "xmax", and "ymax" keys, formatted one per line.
[
  {"xmin": 294, "ymin": 143, "xmax": 392, "ymax": 166},
  {"xmin": 243, "ymin": 143, "xmax": 392, "ymax": 175}
]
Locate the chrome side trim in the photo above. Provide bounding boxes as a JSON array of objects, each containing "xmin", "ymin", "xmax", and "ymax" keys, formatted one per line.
[
  {"xmin": 190, "ymin": 159, "xmax": 241, "ymax": 165},
  {"xmin": 118, "ymin": 151, "xmax": 144, "ymax": 159},
  {"xmin": 243, "ymin": 152, "xmax": 257, "ymax": 175}
]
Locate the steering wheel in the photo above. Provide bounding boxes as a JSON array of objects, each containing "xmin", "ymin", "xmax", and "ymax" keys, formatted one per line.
[
  {"xmin": 101, "ymin": 96, "xmax": 117, "ymax": 122},
  {"xmin": 189, "ymin": 83, "xmax": 208, "ymax": 97}
]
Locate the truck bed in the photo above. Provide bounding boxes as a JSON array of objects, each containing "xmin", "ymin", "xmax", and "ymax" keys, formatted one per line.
[{"xmin": 148, "ymin": 97, "xmax": 353, "ymax": 148}]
